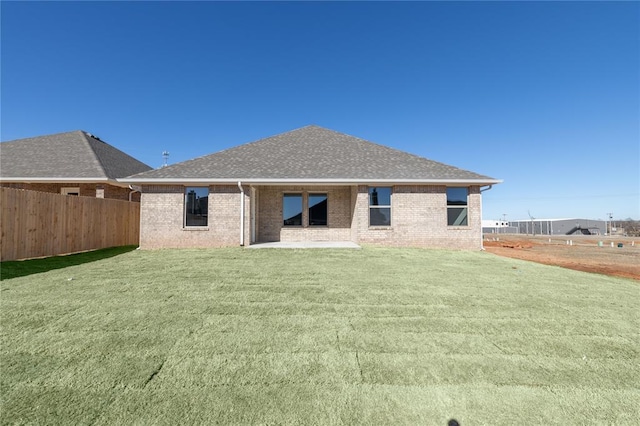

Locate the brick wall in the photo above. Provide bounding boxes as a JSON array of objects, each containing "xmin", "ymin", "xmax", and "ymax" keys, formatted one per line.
[
  {"xmin": 138, "ymin": 184, "xmax": 483, "ymax": 250},
  {"xmin": 140, "ymin": 185, "xmax": 248, "ymax": 249},
  {"xmin": 0, "ymin": 182, "xmax": 139, "ymax": 201},
  {"xmin": 256, "ymin": 186, "xmax": 352, "ymax": 242},
  {"xmin": 353, "ymin": 185, "xmax": 483, "ymax": 249}
]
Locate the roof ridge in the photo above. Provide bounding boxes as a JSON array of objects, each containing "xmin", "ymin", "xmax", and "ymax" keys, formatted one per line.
[
  {"xmin": 221, "ymin": 125, "xmax": 320, "ymax": 151},
  {"xmin": 1, "ymin": 130, "xmax": 152, "ymax": 180},
  {"xmin": 314, "ymin": 126, "xmax": 483, "ymax": 176},
  {"xmin": 2, "ymin": 129, "xmax": 84, "ymax": 143},
  {"xmin": 122, "ymin": 125, "xmax": 498, "ymax": 182},
  {"xmin": 147, "ymin": 126, "xmax": 332, "ymax": 171},
  {"xmin": 156, "ymin": 125, "xmax": 323, "ymax": 169},
  {"xmin": 79, "ymin": 131, "xmax": 109, "ymax": 178}
]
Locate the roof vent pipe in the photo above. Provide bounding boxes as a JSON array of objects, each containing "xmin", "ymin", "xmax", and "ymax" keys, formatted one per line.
[{"xmin": 238, "ymin": 181, "xmax": 245, "ymax": 246}]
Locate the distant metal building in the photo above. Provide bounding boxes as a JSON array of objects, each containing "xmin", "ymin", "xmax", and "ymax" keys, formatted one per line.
[
  {"xmin": 508, "ymin": 218, "xmax": 605, "ymax": 235},
  {"xmin": 482, "ymin": 220, "xmax": 518, "ymax": 234}
]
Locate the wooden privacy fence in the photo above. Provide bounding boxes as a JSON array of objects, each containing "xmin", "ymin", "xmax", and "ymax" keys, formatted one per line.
[{"xmin": 1, "ymin": 187, "xmax": 140, "ymax": 261}]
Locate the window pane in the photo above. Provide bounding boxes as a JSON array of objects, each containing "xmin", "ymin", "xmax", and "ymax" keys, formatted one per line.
[
  {"xmin": 448, "ymin": 207, "xmax": 468, "ymax": 226},
  {"xmin": 283, "ymin": 194, "xmax": 302, "ymax": 226},
  {"xmin": 369, "ymin": 187, "xmax": 391, "ymax": 206},
  {"xmin": 370, "ymin": 207, "xmax": 391, "ymax": 226},
  {"xmin": 185, "ymin": 187, "xmax": 208, "ymax": 227},
  {"xmin": 309, "ymin": 194, "xmax": 327, "ymax": 226},
  {"xmin": 447, "ymin": 187, "xmax": 468, "ymax": 206}
]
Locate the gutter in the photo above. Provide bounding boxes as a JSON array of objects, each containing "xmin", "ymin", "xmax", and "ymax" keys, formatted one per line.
[
  {"xmin": 0, "ymin": 177, "xmax": 136, "ymax": 188},
  {"xmin": 118, "ymin": 178, "xmax": 504, "ymax": 186},
  {"xmin": 238, "ymin": 181, "xmax": 245, "ymax": 246},
  {"xmin": 0, "ymin": 177, "xmax": 110, "ymax": 182}
]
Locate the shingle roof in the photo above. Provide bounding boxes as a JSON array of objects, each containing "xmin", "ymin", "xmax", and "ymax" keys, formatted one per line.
[
  {"xmin": 124, "ymin": 125, "xmax": 500, "ymax": 184},
  {"xmin": 0, "ymin": 131, "xmax": 152, "ymax": 180}
]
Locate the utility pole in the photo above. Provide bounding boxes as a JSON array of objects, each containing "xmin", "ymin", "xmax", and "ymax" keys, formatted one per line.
[{"xmin": 607, "ymin": 213, "xmax": 613, "ymax": 235}]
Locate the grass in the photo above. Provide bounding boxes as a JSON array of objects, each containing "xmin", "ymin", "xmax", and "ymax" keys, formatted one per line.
[
  {"xmin": 0, "ymin": 245, "xmax": 138, "ymax": 280},
  {"xmin": 1, "ymin": 247, "xmax": 638, "ymax": 425}
]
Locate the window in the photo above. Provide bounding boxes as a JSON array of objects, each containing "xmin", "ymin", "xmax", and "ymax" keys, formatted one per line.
[
  {"xmin": 308, "ymin": 194, "xmax": 327, "ymax": 226},
  {"xmin": 185, "ymin": 187, "xmax": 208, "ymax": 227},
  {"xmin": 283, "ymin": 194, "xmax": 303, "ymax": 226},
  {"xmin": 447, "ymin": 187, "xmax": 468, "ymax": 226},
  {"xmin": 369, "ymin": 187, "xmax": 391, "ymax": 226},
  {"xmin": 61, "ymin": 187, "xmax": 80, "ymax": 196}
]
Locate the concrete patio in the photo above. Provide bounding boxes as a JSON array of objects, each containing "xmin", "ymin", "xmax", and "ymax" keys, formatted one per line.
[{"xmin": 247, "ymin": 241, "xmax": 361, "ymax": 249}]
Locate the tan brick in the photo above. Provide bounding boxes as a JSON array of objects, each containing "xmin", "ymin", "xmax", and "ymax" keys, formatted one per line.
[
  {"xmin": 138, "ymin": 184, "xmax": 484, "ymax": 250},
  {"xmin": 353, "ymin": 185, "xmax": 482, "ymax": 249},
  {"xmin": 256, "ymin": 186, "xmax": 352, "ymax": 242}
]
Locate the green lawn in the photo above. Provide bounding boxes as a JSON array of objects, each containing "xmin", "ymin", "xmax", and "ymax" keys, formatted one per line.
[{"xmin": 1, "ymin": 247, "xmax": 638, "ymax": 425}]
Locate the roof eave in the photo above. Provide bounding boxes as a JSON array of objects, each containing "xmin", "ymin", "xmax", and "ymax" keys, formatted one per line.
[
  {"xmin": 0, "ymin": 177, "xmax": 130, "ymax": 187},
  {"xmin": 118, "ymin": 177, "xmax": 503, "ymax": 186}
]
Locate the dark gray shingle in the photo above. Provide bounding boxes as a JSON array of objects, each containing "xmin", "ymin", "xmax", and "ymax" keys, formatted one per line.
[
  {"xmin": 0, "ymin": 131, "xmax": 151, "ymax": 179},
  {"xmin": 126, "ymin": 125, "xmax": 498, "ymax": 183}
]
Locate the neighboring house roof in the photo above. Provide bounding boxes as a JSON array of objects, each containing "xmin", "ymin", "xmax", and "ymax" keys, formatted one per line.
[
  {"xmin": 0, "ymin": 131, "xmax": 152, "ymax": 184},
  {"xmin": 122, "ymin": 125, "xmax": 500, "ymax": 185}
]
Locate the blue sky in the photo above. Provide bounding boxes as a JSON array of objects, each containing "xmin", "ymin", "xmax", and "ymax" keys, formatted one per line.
[{"xmin": 2, "ymin": 1, "xmax": 638, "ymax": 221}]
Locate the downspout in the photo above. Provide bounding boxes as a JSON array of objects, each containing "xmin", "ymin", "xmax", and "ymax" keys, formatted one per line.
[
  {"xmin": 479, "ymin": 185, "xmax": 494, "ymax": 250},
  {"xmin": 238, "ymin": 181, "xmax": 245, "ymax": 246},
  {"xmin": 128, "ymin": 185, "xmax": 141, "ymax": 202}
]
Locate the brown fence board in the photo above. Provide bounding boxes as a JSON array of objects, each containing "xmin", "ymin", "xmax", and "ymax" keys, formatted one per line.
[{"xmin": 0, "ymin": 188, "xmax": 140, "ymax": 261}]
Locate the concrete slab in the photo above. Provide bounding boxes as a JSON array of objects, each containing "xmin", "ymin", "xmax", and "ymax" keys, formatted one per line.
[{"xmin": 247, "ymin": 241, "xmax": 361, "ymax": 249}]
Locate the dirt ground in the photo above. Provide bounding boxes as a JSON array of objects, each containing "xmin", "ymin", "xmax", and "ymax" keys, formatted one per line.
[{"xmin": 483, "ymin": 234, "xmax": 640, "ymax": 281}]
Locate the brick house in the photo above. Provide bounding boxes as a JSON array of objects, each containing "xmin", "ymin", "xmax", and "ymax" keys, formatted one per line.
[
  {"xmin": 1, "ymin": 131, "xmax": 152, "ymax": 201},
  {"xmin": 121, "ymin": 126, "xmax": 501, "ymax": 249}
]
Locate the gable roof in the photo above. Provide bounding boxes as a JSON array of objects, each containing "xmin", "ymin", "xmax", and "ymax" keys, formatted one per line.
[
  {"xmin": 122, "ymin": 125, "xmax": 500, "ymax": 185},
  {"xmin": 0, "ymin": 131, "xmax": 152, "ymax": 183}
]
